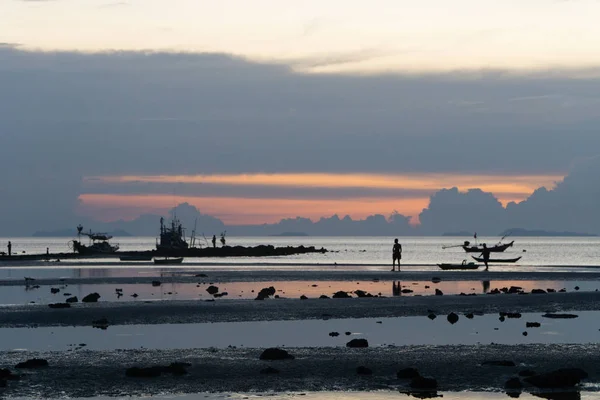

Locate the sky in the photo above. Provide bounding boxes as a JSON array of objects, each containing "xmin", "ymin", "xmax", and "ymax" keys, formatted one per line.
[{"xmin": 1, "ymin": 0, "xmax": 600, "ymax": 234}]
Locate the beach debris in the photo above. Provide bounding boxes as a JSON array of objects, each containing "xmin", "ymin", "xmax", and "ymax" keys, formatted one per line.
[
  {"xmin": 259, "ymin": 348, "xmax": 295, "ymax": 360},
  {"xmin": 332, "ymin": 291, "xmax": 352, "ymax": 298},
  {"xmin": 300, "ymin": 295, "xmax": 308, "ymax": 300},
  {"xmin": 482, "ymin": 360, "xmax": 516, "ymax": 367},
  {"xmin": 15, "ymin": 358, "xmax": 48, "ymax": 369},
  {"xmin": 311, "ymin": 284, "xmax": 318, "ymax": 287},
  {"xmin": 82, "ymin": 293, "xmax": 101, "ymax": 303},
  {"xmin": 50, "ymin": 288, "xmax": 60, "ymax": 294},
  {"xmin": 447, "ymin": 312, "xmax": 459, "ymax": 324},
  {"xmin": 542, "ymin": 313, "xmax": 578, "ymax": 319},
  {"xmin": 519, "ymin": 369, "xmax": 537, "ymax": 377},
  {"xmin": 260, "ymin": 366, "xmax": 280, "ymax": 374},
  {"xmin": 531, "ymin": 289, "xmax": 547, "ymax": 294},
  {"xmin": 524, "ymin": 368, "xmax": 588, "ymax": 388},
  {"xmin": 206, "ymin": 285, "xmax": 219, "ymax": 295},
  {"xmin": 356, "ymin": 366, "xmax": 373, "ymax": 375},
  {"xmin": 526, "ymin": 322, "xmax": 541, "ymax": 328},
  {"xmin": 92, "ymin": 318, "xmax": 110, "ymax": 330},
  {"xmin": 397, "ymin": 367, "xmax": 420, "ymax": 379},
  {"xmin": 435, "ymin": 289, "xmax": 443, "ymax": 296},
  {"xmin": 151, "ymin": 280, "xmax": 161, "ymax": 287},
  {"xmin": 329, "ymin": 332, "xmax": 339, "ymax": 337},
  {"xmin": 48, "ymin": 302, "xmax": 71, "ymax": 309},
  {"xmin": 346, "ymin": 338, "xmax": 368, "ymax": 348},
  {"xmin": 505, "ymin": 377, "xmax": 523, "ymax": 389},
  {"xmin": 427, "ymin": 313, "xmax": 437, "ymax": 320},
  {"xmin": 410, "ymin": 376, "xmax": 438, "ymax": 389}
]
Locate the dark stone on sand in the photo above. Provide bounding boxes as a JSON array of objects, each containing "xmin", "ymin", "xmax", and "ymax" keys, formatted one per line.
[
  {"xmin": 519, "ymin": 369, "xmax": 537, "ymax": 377},
  {"xmin": 500, "ymin": 312, "xmax": 522, "ymax": 319},
  {"xmin": 329, "ymin": 332, "xmax": 339, "ymax": 337},
  {"xmin": 465, "ymin": 313, "xmax": 474, "ymax": 319},
  {"xmin": 300, "ymin": 295, "xmax": 308, "ymax": 300},
  {"xmin": 346, "ymin": 338, "xmax": 369, "ymax": 348},
  {"xmin": 523, "ymin": 331, "xmax": 528, "ymax": 336},
  {"xmin": 50, "ymin": 287, "xmax": 60, "ymax": 294},
  {"xmin": 527, "ymin": 322, "xmax": 541, "ymax": 328},
  {"xmin": 524, "ymin": 368, "xmax": 588, "ymax": 388},
  {"xmin": 151, "ymin": 281, "xmax": 161, "ymax": 287},
  {"xmin": 206, "ymin": 285, "xmax": 219, "ymax": 295},
  {"xmin": 82, "ymin": 292, "xmax": 101, "ymax": 303},
  {"xmin": 489, "ymin": 288, "xmax": 501, "ymax": 294},
  {"xmin": 397, "ymin": 367, "xmax": 420, "ymax": 379},
  {"xmin": 482, "ymin": 360, "xmax": 516, "ymax": 367},
  {"xmin": 402, "ymin": 289, "xmax": 414, "ymax": 294},
  {"xmin": 356, "ymin": 366, "xmax": 373, "ymax": 375},
  {"xmin": 48, "ymin": 302, "xmax": 70, "ymax": 309},
  {"xmin": 319, "ymin": 295, "xmax": 330, "ymax": 299},
  {"xmin": 256, "ymin": 286, "xmax": 277, "ymax": 300},
  {"xmin": 559, "ymin": 288, "xmax": 567, "ymax": 293},
  {"xmin": 508, "ymin": 286, "xmax": 523, "ymax": 294},
  {"xmin": 333, "ymin": 291, "xmax": 351, "ymax": 298},
  {"xmin": 499, "ymin": 316, "xmax": 506, "ymax": 322},
  {"xmin": 431, "ymin": 277, "xmax": 441, "ymax": 283},
  {"xmin": 505, "ymin": 377, "xmax": 523, "ymax": 389},
  {"xmin": 427, "ymin": 313, "xmax": 437, "ymax": 320},
  {"xmin": 542, "ymin": 313, "xmax": 578, "ymax": 319},
  {"xmin": 447, "ymin": 312, "xmax": 459, "ymax": 324},
  {"xmin": 547, "ymin": 288, "xmax": 556, "ymax": 293},
  {"xmin": 15, "ymin": 358, "xmax": 48, "ymax": 369},
  {"xmin": 345, "ymin": 331, "xmax": 352, "ymax": 335},
  {"xmin": 531, "ymin": 289, "xmax": 547, "ymax": 294},
  {"xmin": 435, "ymin": 289, "xmax": 443, "ymax": 296},
  {"xmin": 574, "ymin": 286, "xmax": 580, "ymax": 291},
  {"xmin": 260, "ymin": 366, "xmax": 279, "ymax": 374},
  {"xmin": 259, "ymin": 348, "xmax": 295, "ymax": 360},
  {"xmin": 66, "ymin": 296, "xmax": 78, "ymax": 303},
  {"xmin": 410, "ymin": 376, "xmax": 438, "ymax": 389},
  {"xmin": 354, "ymin": 290, "xmax": 373, "ymax": 297}
]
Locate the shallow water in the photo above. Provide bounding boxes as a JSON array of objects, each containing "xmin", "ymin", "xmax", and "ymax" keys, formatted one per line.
[
  {"xmin": 2, "ymin": 236, "xmax": 600, "ymax": 269},
  {"xmin": 0, "ymin": 279, "xmax": 595, "ymax": 306},
  {"xmin": 1, "ymin": 311, "xmax": 598, "ymax": 351}
]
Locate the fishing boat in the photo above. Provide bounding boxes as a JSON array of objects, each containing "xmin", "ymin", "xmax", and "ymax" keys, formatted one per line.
[
  {"xmin": 71, "ymin": 225, "xmax": 119, "ymax": 255},
  {"xmin": 156, "ymin": 216, "xmax": 189, "ymax": 252},
  {"xmin": 471, "ymin": 256, "xmax": 522, "ymax": 263},
  {"xmin": 153, "ymin": 257, "xmax": 184, "ymax": 265},
  {"xmin": 437, "ymin": 261, "xmax": 480, "ymax": 270},
  {"xmin": 462, "ymin": 240, "xmax": 514, "ymax": 253}
]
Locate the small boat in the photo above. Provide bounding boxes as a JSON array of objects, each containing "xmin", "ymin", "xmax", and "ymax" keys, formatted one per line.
[
  {"xmin": 153, "ymin": 257, "xmax": 184, "ymax": 265},
  {"xmin": 438, "ymin": 261, "xmax": 480, "ymax": 270},
  {"xmin": 462, "ymin": 241, "xmax": 514, "ymax": 253},
  {"xmin": 471, "ymin": 256, "xmax": 522, "ymax": 263},
  {"xmin": 120, "ymin": 254, "xmax": 153, "ymax": 261}
]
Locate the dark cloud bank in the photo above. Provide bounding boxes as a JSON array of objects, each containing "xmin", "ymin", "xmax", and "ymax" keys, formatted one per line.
[{"xmin": 1, "ymin": 47, "xmax": 599, "ymax": 235}]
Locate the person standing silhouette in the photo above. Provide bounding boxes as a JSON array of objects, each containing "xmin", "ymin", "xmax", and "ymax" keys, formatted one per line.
[
  {"xmin": 391, "ymin": 238, "xmax": 402, "ymax": 271},
  {"xmin": 212, "ymin": 235, "xmax": 217, "ymax": 248},
  {"xmin": 7, "ymin": 241, "xmax": 12, "ymax": 257},
  {"xmin": 480, "ymin": 243, "xmax": 490, "ymax": 271}
]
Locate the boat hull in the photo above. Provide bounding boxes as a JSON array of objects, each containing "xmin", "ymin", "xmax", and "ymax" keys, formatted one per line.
[
  {"xmin": 120, "ymin": 255, "xmax": 153, "ymax": 261},
  {"xmin": 437, "ymin": 263, "xmax": 480, "ymax": 270},
  {"xmin": 471, "ymin": 256, "xmax": 522, "ymax": 263},
  {"xmin": 462, "ymin": 241, "xmax": 514, "ymax": 253},
  {"xmin": 153, "ymin": 257, "xmax": 184, "ymax": 265}
]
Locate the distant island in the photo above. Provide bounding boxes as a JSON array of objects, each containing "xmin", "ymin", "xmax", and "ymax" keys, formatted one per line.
[
  {"xmin": 269, "ymin": 232, "xmax": 309, "ymax": 237},
  {"xmin": 500, "ymin": 228, "xmax": 597, "ymax": 237},
  {"xmin": 32, "ymin": 229, "xmax": 133, "ymax": 237}
]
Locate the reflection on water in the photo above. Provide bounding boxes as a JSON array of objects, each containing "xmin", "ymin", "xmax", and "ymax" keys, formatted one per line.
[
  {"xmin": 2, "ymin": 311, "xmax": 600, "ymax": 351},
  {"xmin": 0, "ymin": 279, "xmax": 596, "ymax": 305}
]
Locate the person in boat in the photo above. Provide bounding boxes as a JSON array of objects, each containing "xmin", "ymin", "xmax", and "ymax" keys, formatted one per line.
[
  {"xmin": 7, "ymin": 241, "xmax": 11, "ymax": 257},
  {"xmin": 391, "ymin": 238, "xmax": 402, "ymax": 271},
  {"xmin": 480, "ymin": 243, "xmax": 490, "ymax": 271},
  {"xmin": 212, "ymin": 235, "xmax": 217, "ymax": 248}
]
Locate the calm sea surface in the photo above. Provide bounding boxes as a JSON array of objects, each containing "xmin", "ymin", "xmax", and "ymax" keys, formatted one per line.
[{"xmin": 0, "ymin": 236, "xmax": 599, "ymax": 270}]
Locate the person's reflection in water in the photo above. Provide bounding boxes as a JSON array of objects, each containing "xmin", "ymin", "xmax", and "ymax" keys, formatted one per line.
[
  {"xmin": 393, "ymin": 281, "xmax": 401, "ymax": 296},
  {"xmin": 482, "ymin": 280, "xmax": 490, "ymax": 294}
]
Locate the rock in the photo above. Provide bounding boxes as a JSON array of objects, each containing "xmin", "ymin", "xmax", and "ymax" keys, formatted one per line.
[
  {"xmin": 542, "ymin": 313, "xmax": 578, "ymax": 319},
  {"xmin": 151, "ymin": 280, "xmax": 161, "ymax": 287},
  {"xmin": 48, "ymin": 302, "xmax": 70, "ymax": 309},
  {"xmin": 92, "ymin": 318, "xmax": 110, "ymax": 329},
  {"xmin": 0, "ymin": 368, "xmax": 20, "ymax": 381},
  {"xmin": 508, "ymin": 286, "xmax": 523, "ymax": 294},
  {"xmin": 319, "ymin": 295, "xmax": 330, "ymax": 299},
  {"xmin": 329, "ymin": 332, "xmax": 339, "ymax": 337},
  {"xmin": 526, "ymin": 322, "xmax": 541, "ymax": 328},
  {"xmin": 431, "ymin": 277, "xmax": 441, "ymax": 283},
  {"xmin": 435, "ymin": 289, "xmax": 443, "ymax": 296},
  {"xmin": 333, "ymin": 291, "xmax": 351, "ymax": 298},
  {"xmin": 574, "ymin": 286, "xmax": 580, "ymax": 291},
  {"xmin": 427, "ymin": 313, "xmax": 437, "ymax": 320},
  {"xmin": 482, "ymin": 360, "xmax": 516, "ymax": 367},
  {"xmin": 519, "ymin": 369, "xmax": 537, "ymax": 377},
  {"xmin": 15, "ymin": 358, "xmax": 48, "ymax": 369},
  {"xmin": 500, "ymin": 312, "xmax": 522, "ymax": 319},
  {"xmin": 82, "ymin": 292, "xmax": 101, "ymax": 303},
  {"xmin": 523, "ymin": 331, "xmax": 528, "ymax": 336},
  {"xmin": 499, "ymin": 316, "xmax": 506, "ymax": 322},
  {"xmin": 345, "ymin": 331, "xmax": 352, "ymax": 336},
  {"xmin": 447, "ymin": 312, "xmax": 459, "ymax": 324},
  {"xmin": 410, "ymin": 376, "xmax": 438, "ymax": 389},
  {"xmin": 259, "ymin": 348, "xmax": 295, "ymax": 360},
  {"xmin": 489, "ymin": 288, "xmax": 501, "ymax": 294},
  {"xmin": 50, "ymin": 288, "xmax": 60, "ymax": 294},
  {"xmin": 401, "ymin": 289, "xmax": 414, "ymax": 294},
  {"xmin": 547, "ymin": 288, "xmax": 556, "ymax": 293},
  {"xmin": 397, "ymin": 367, "xmax": 420, "ymax": 379},
  {"xmin": 356, "ymin": 366, "xmax": 373, "ymax": 375},
  {"xmin": 559, "ymin": 288, "xmax": 567, "ymax": 293},
  {"xmin": 260, "ymin": 366, "xmax": 280, "ymax": 374},
  {"xmin": 65, "ymin": 296, "xmax": 78, "ymax": 303},
  {"xmin": 125, "ymin": 366, "xmax": 162, "ymax": 378},
  {"xmin": 505, "ymin": 377, "xmax": 522, "ymax": 389},
  {"xmin": 354, "ymin": 290, "xmax": 373, "ymax": 297},
  {"xmin": 206, "ymin": 285, "xmax": 219, "ymax": 295},
  {"xmin": 465, "ymin": 313, "xmax": 474, "ymax": 319},
  {"xmin": 256, "ymin": 286, "xmax": 276, "ymax": 300},
  {"xmin": 346, "ymin": 338, "xmax": 369, "ymax": 348},
  {"xmin": 531, "ymin": 289, "xmax": 546, "ymax": 294},
  {"xmin": 524, "ymin": 368, "xmax": 588, "ymax": 388}
]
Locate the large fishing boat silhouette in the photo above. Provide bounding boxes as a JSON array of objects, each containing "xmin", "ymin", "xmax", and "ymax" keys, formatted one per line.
[{"xmin": 71, "ymin": 224, "xmax": 119, "ymax": 254}]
